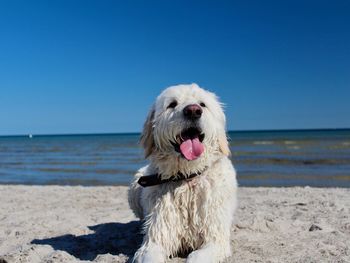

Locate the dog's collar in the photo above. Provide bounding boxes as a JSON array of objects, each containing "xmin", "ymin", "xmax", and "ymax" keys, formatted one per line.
[{"xmin": 137, "ymin": 168, "xmax": 207, "ymax": 187}]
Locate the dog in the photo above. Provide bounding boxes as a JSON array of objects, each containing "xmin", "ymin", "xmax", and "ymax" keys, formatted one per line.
[{"xmin": 128, "ymin": 84, "xmax": 237, "ymax": 262}]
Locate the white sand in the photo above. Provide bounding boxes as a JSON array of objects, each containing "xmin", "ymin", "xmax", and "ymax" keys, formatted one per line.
[{"xmin": 0, "ymin": 185, "xmax": 349, "ymax": 262}]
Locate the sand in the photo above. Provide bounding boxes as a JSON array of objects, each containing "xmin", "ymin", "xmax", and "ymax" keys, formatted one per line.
[{"xmin": 0, "ymin": 185, "xmax": 349, "ymax": 263}]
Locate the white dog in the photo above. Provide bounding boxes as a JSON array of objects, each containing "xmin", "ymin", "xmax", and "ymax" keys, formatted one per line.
[{"xmin": 128, "ymin": 84, "xmax": 237, "ymax": 263}]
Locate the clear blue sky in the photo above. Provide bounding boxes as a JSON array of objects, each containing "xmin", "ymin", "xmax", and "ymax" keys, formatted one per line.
[{"xmin": 0, "ymin": 0, "xmax": 349, "ymax": 135}]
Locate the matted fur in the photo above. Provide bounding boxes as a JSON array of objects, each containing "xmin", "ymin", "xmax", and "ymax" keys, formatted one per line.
[{"xmin": 128, "ymin": 84, "xmax": 237, "ymax": 263}]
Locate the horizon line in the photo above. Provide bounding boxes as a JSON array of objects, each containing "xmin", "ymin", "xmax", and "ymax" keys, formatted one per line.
[{"xmin": 0, "ymin": 127, "xmax": 349, "ymax": 138}]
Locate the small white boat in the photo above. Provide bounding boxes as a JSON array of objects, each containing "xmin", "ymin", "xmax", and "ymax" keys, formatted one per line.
[{"xmin": 29, "ymin": 134, "xmax": 33, "ymax": 139}]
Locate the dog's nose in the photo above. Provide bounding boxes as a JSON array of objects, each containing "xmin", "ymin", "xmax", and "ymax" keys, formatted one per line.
[{"xmin": 183, "ymin": 104, "xmax": 202, "ymax": 120}]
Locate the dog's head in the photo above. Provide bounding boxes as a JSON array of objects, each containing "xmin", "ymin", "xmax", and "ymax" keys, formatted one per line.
[{"xmin": 141, "ymin": 84, "xmax": 230, "ymax": 172}]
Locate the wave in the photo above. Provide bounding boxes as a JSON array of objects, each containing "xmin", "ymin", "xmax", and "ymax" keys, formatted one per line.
[
  {"xmin": 253, "ymin": 141, "xmax": 274, "ymax": 145},
  {"xmin": 235, "ymin": 157, "xmax": 350, "ymax": 166}
]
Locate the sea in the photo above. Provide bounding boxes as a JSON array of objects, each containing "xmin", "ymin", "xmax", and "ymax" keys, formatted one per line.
[{"xmin": 0, "ymin": 129, "xmax": 349, "ymax": 187}]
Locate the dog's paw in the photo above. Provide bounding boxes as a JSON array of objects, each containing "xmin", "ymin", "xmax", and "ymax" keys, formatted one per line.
[
  {"xmin": 186, "ymin": 249, "xmax": 213, "ymax": 263},
  {"xmin": 138, "ymin": 252, "xmax": 163, "ymax": 263},
  {"xmin": 133, "ymin": 243, "xmax": 165, "ymax": 263}
]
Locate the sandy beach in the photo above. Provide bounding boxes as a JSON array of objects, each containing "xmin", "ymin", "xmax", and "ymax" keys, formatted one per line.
[{"xmin": 0, "ymin": 185, "xmax": 349, "ymax": 262}]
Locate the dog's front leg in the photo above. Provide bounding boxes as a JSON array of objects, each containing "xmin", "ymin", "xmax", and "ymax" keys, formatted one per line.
[
  {"xmin": 133, "ymin": 201, "xmax": 173, "ymax": 263},
  {"xmin": 133, "ymin": 240, "xmax": 165, "ymax": 263},
  {"xmin": 187, "ymin": 183, "xmax": 236, "ymax": 263}
]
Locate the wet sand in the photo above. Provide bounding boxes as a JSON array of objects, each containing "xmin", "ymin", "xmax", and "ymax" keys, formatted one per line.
[{"xmin": 0, "ymin": 185, "xmax": 349, "ymax": 262}]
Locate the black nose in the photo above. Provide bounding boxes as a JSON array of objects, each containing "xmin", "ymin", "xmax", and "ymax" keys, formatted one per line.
[{"xmin": 183, "ymin": 104, "xmax": 202, "ymax": 120}]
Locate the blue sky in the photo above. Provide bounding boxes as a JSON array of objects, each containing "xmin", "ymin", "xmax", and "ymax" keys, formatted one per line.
[{"xmin": 0, "ymin": 0, "xmax": 349, "ymax": 135}]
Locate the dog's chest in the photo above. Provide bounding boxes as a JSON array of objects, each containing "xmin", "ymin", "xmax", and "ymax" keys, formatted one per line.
[{"xmin": 172, "ymin": 176, "xmax": 211, "ymax": 221}]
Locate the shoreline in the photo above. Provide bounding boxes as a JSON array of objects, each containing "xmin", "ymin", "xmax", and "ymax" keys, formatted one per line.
[
  {"xmin": 1, "ymin": 183, "xmax": 350, "ymax": 188},
  {"xmin": 0, "ymin": 185, "xmax": 349, "ymax": 262}
]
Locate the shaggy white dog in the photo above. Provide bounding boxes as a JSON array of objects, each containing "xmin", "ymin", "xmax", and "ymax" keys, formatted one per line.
[{"xmin": 128, "ymin": 84, "xmax": 237, "ymax": 263}]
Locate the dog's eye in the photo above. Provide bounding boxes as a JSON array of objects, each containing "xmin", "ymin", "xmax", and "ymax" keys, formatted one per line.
[
  {"xmin": 200, "ymin": 102, "xmax": 206, "ymax": 107},
  {"xmin": 167, "ymin": 101, "xmax": 178, "ymax": 109}
]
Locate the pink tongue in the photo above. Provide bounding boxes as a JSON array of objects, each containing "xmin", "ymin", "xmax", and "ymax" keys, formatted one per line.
[{"xmin": 179, "ymin": 138, "xmax": 205, "ymax": 161}]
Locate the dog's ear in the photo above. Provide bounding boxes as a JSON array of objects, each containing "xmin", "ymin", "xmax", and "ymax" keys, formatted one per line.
[
  {"xmin": 140, "ymin": 105, "xmax": 155, "ymax": 158},
  {"xmin": 218, "ymin": 130, "xmax": 231, "ymax": 156}
]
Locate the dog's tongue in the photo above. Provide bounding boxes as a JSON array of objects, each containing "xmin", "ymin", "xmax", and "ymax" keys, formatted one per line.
[{"xmin": 179, "ymin": 137, "xmax": 204, "ymax": 161}]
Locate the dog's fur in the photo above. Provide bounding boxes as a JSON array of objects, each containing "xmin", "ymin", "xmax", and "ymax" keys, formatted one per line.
[{"xmin": 128, "ymin": 84, "xmax": 237, "ymax": 263}]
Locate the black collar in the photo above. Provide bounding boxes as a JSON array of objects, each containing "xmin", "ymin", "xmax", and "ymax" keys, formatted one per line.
[{"xmin": 137, "ymin": 169, "xmax": 206, "ymax": 187}]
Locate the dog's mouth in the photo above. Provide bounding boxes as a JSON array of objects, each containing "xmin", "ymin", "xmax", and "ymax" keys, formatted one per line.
[{"xmin": 171, "ymin": 127, "xmax": 205, "ymax": 161}]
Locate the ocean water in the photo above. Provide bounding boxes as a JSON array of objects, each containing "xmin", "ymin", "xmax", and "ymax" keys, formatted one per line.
[{"xmin": 0, "ymin": 129, "xmax": 349, "ymax": 187}]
